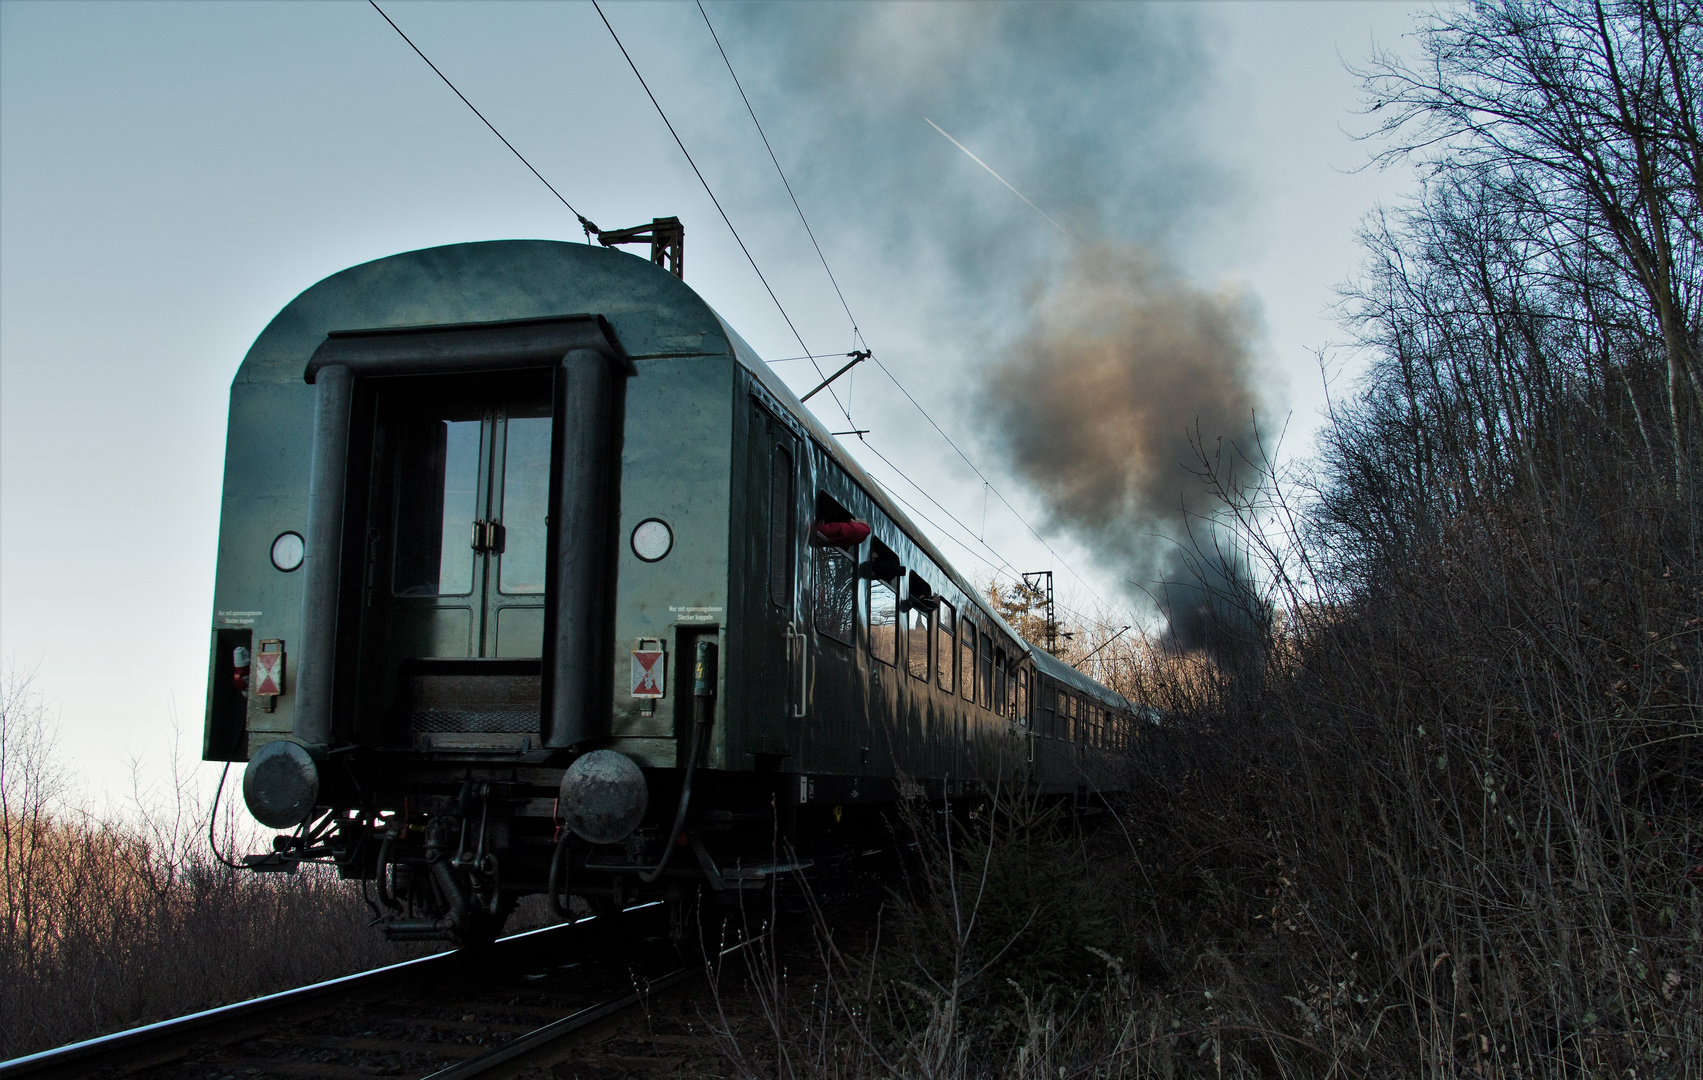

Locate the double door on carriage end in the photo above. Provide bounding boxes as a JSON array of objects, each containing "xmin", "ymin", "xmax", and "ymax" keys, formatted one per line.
[
  {"xmin": 374, "ymin": 375, "xmax": 554, "ymax": 663},
  {"xmin": 351, "ymin": 374, "xmax": 557, "ymax": 745}
]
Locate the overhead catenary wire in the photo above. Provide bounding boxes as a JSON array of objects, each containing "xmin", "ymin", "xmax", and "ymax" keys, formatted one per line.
[
  {"xmin": 859, "ymin": 440, "xmax": 1017, "ymax": 578},
  {"xmin": 693, "ymin": 12, "xmax": 1116, "ymax": 617},
  {"xmin": 698, "ymin": 2, "xmax": 861, "ymax": 338},
  {"xmin": 374, "ymin": 0, "xmax": 1116, "ymax": 624},
  {"xmin": 591, "ymin": 1, "xmax": 853, "ymax": 429},
  {"xmin": 367, "ymin": 1, "xmax": 599, "ymax": 238},
  {"xmin": 857, "ymin": 446, "xmax": 1103, "ymax": 631}
]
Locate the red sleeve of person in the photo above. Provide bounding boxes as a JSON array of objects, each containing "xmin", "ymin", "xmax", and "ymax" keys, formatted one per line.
[{"xmin": 814, "ymin": 520, "xmax": 871, "ymax": 547}]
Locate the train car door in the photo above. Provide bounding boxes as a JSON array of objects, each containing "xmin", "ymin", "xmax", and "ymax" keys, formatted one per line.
[
  {"xmin": 742, "ymin": 400, "xmax": 806, "ymax": 760},
  {"xmin": 378, "ymin": 379, "xmax": 552, "ymax": 661},
  {"xmin": 361, "ymin": 374, "xmax": 554, "ymax": 744}
]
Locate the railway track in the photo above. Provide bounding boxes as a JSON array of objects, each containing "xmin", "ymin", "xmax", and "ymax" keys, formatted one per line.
[{"xmin": 0, "ymin": 903, "xmax": 746, "ymax": 1080}]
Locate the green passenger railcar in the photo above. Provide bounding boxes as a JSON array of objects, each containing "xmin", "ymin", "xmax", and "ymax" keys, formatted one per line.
[{"xmin": 205, "ymin": 239, "xmax": 1136, "ymax": 942}]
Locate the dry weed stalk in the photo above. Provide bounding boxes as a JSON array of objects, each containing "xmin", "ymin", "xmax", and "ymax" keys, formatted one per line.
[{"xmin": 0, "ymin": 668, "xmax": 426, "ymax": 1058}]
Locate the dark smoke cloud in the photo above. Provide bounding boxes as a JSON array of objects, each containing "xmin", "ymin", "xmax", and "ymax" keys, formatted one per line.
[
  {"xmin": 984, "ymin": 245, "xmax": 1269, "ymax": 653},
  {"xmin": 675, "ymin": 5, "xmax": 1270, "ymax": 649}
]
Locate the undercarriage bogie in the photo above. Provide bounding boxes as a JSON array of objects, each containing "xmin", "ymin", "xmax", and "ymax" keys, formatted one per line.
[{"xmin": 258, "ymin": 765, "xmax": 891, "ymax": 945}]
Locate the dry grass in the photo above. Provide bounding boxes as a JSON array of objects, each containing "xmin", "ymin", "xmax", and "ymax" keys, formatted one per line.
[
  {"xmin": 0, "ymin": 673, "xmax": 427, "ymax": 1060},
  {"xmin": 702, "ymin": 2, "xmax": 1702, "ymax": 1070}
]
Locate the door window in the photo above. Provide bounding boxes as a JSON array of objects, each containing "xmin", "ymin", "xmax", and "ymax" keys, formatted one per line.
[
  {"xmin": 380, "ymin": 377, "xmax": 552, "ymax": 662},
  {"xmin": 393, "ymin": 415, "xmax": 482, "ymax": 597},
  {"xmin": 498, "ymin": 413, "xmax": 552, "ymax": 594}
]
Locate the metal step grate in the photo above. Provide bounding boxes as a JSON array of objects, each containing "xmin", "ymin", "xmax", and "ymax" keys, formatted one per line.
[{"xmin": 410, "ymin": 707, "xmax": 538, "ymax": 734}]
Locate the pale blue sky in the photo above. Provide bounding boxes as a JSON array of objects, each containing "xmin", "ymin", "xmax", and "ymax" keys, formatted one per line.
[{"xmin": 1, "ymin": 1, "xmax": 1420, "ymax": 800}]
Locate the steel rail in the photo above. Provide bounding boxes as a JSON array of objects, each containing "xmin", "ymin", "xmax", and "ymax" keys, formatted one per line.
[
  {"xmin": 419, "ymin": 966, "xmax": 697, "ymax": 1079},
  {"xmin": 0, "ymin": 907, "xmax": 660, "ymax": 1080}
]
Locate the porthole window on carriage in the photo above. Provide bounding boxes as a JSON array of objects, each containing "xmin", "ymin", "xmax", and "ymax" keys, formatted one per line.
[
  {"xmin": 869, "ymin": 577, "xmax": 898, "ymax": 666},
  {"xmin": 814, "ymin": 546, "xmax": 856, "ymax": 645},
  {"xmin": 906, "ymin": 573, "xmax": 931, "ymax": 681},
  {"xmin": 393, "ymin": 413, "xmax": 481, "ymax": 597},
  {"xmin": 935, "ymin": 602, "xmax": 955, "ymax": 693},
  {"xmin": 959, "ymin": 618, "xmax": 977, "ymax": 702}
]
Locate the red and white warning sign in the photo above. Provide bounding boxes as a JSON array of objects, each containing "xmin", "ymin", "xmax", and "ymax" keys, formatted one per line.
[
  {"xmin": 254, "ymin": 640, "xmax": 286, "ymax": 697},
  {"xmin": 631, "ymin": 640, "xmax": 666, "ymax": 699}
]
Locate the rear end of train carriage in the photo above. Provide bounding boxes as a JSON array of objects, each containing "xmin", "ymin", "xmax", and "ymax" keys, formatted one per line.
[{"xmin": 204, "ymin": 238, "xmax": 1136, "ymax": 944}]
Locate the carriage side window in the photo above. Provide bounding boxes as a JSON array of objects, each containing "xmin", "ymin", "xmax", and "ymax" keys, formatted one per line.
[
  {"xmin": 979, "ymin": 629, "xmax": 994, "ymax": 708},
  {"xmin": 906, "ymin": 573, "xmax": 931, "ymax": 681},
  {"xmin": 1038, "ymin": 679, "xmax": 1055, "ymax": 738},
  {"xmin": 959, "ymin": 618, "xmax": 977, "ymax": 702},
  {"xmin": 993, "ymin": 648, "xmax": 1006, "ymax": 715},
  {"xmin": 1016, "ymin": 668, "xmax": 1029, "ymax": 725},
  {"xmin": 768, "ymin": 445, "xmax": 795, "ymax": 609},
  {"xmin": 813, "ymin": 546, "xmax": 857, "ymax": 645},
  {"xmin": 394, "ymin": 414, "xmax": 481, "ymax": 597},
  {"xmin": 869, "ymin": 577, "xmax": 898, "ymax": 666},
  {"xmin": 935, "ymin": 603, "xmax": 955, "ymax": 693}
]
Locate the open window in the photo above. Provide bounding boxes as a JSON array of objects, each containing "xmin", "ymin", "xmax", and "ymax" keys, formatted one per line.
[
  {"xmin": 906, "ymin": 572, "xmax": 933, "ymax": 681},
  {"xmin": 935, "ymin": 601, "xmax": 955, "ymax": 693},
  {"xmin": 866, "ymin": 538, "xmax": 900, "ymax": 667},
  {"xmin": 812, "ymin": 491, "xmax": 870, "ymax": 550},
  {"xmin": 812, "ymin": 494, "xmax": 857, "ymax": 645}
]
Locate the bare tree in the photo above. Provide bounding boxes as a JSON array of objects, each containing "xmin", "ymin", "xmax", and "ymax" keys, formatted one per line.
[{"xmin": 1356, "ymin": 0, "xmax": 1702, "ymax": 472}]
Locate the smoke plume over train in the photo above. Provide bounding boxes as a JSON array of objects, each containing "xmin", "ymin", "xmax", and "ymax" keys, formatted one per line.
[
  {"xmin": 685, "ymin": 4, "xmax": 1271, "ymax": 648},
  {"xmin": 984, "ymin": 246, "xmax": 1268, "ymax": 653}
]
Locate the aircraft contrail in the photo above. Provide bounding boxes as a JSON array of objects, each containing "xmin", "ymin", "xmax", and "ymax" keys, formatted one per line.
[{"xmin": 925, "ymin": 117, "xmax": 1078, "ymax": 243}]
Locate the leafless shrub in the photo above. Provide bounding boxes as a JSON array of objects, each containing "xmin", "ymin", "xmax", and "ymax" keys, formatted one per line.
[
  {"xmin": 712, "ymin": 3, "xmax": 1701, "ymax": 1075},
  {"xmin": 0, "ymin": 668, "xmax": 425, "ymax": 1059}
]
